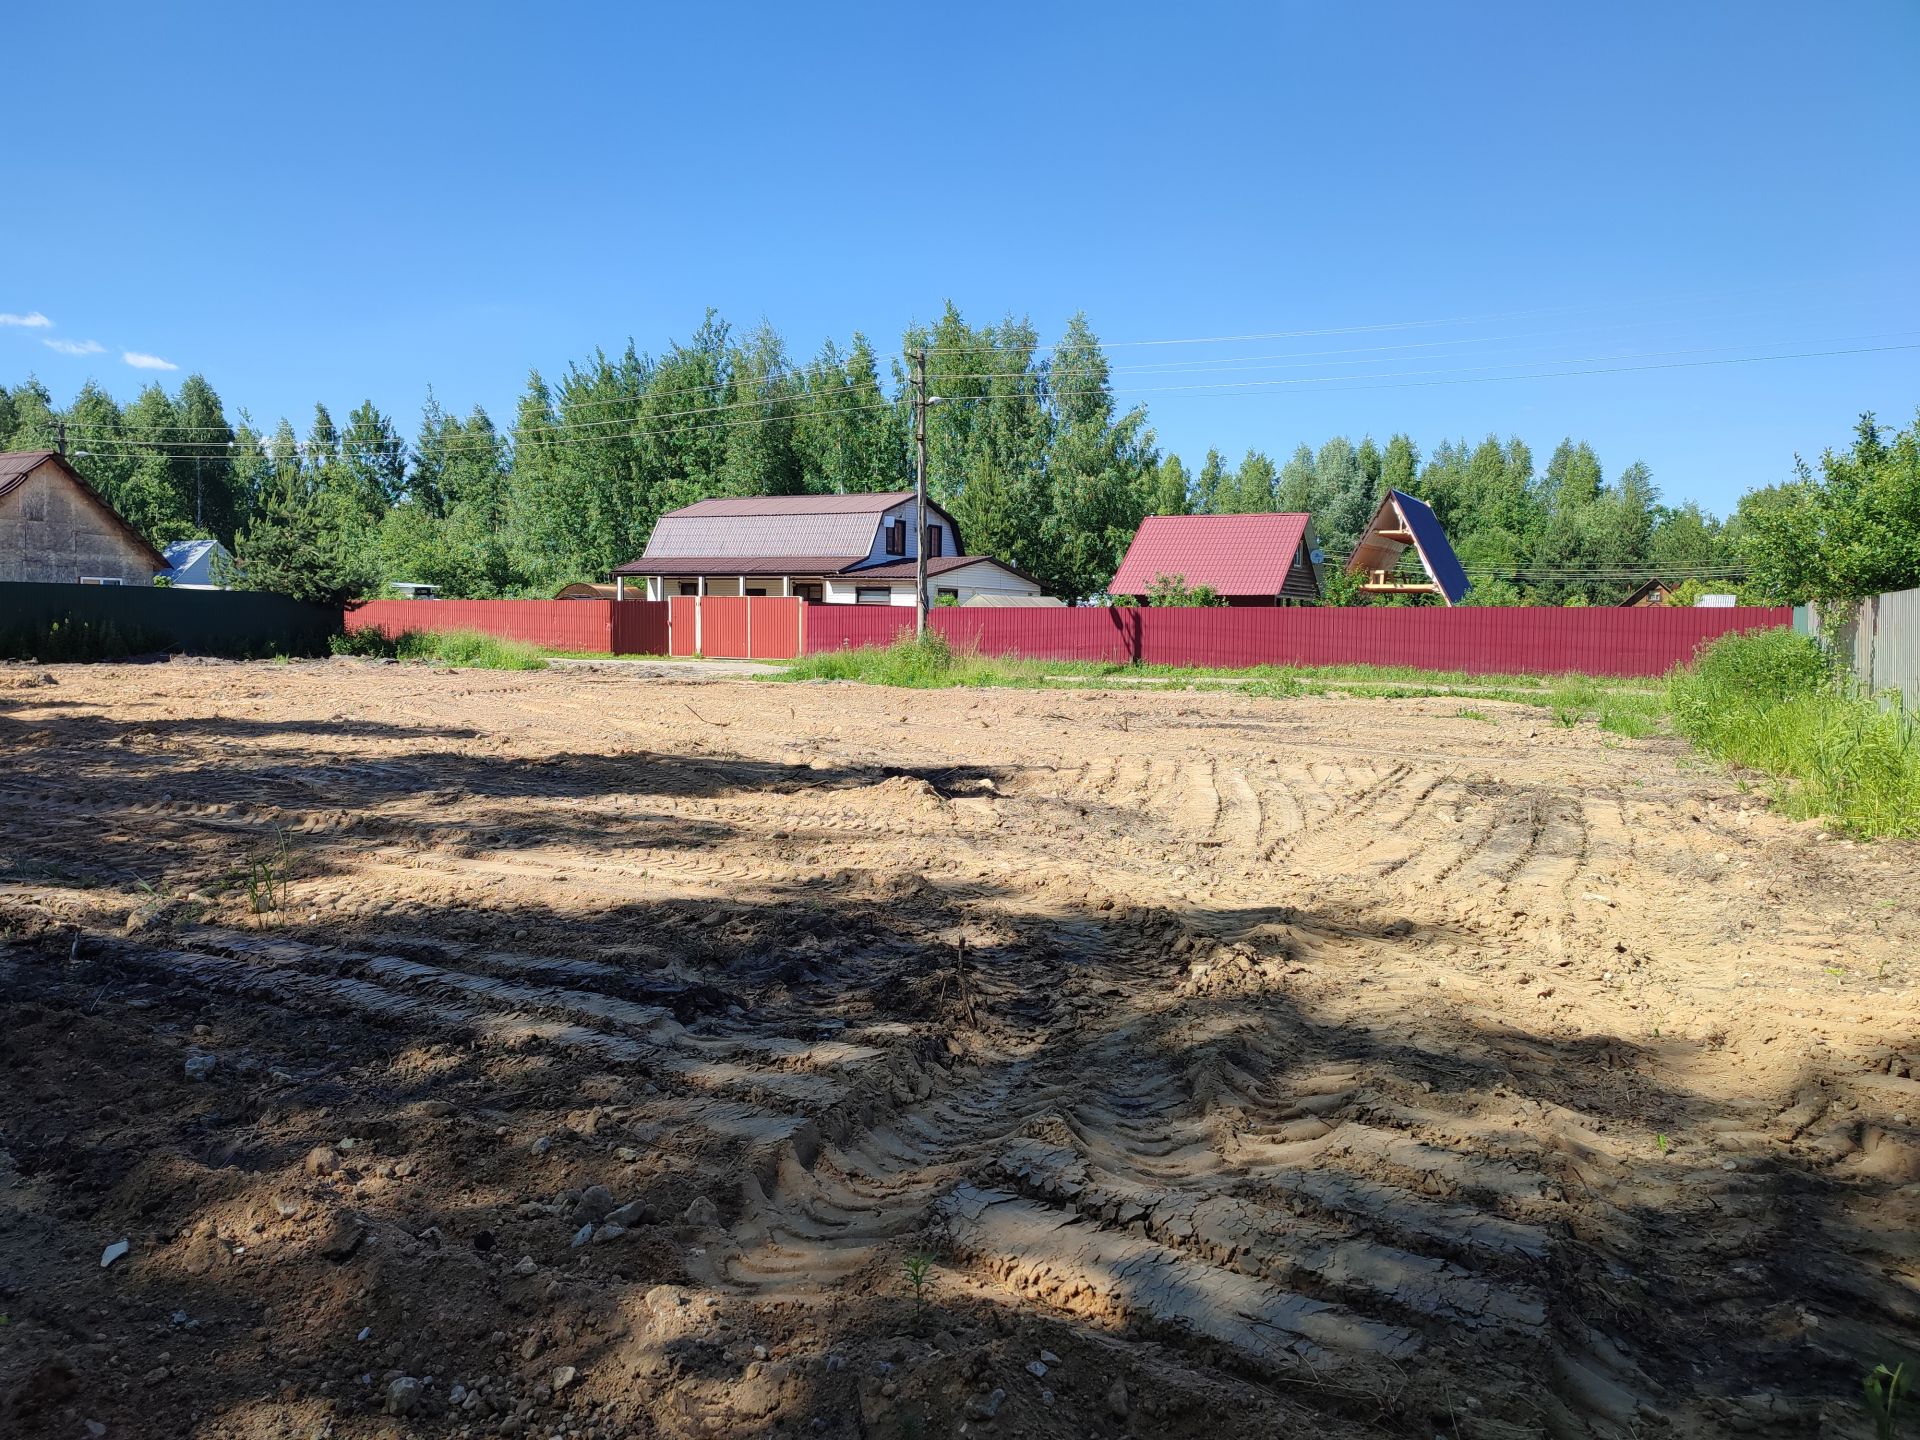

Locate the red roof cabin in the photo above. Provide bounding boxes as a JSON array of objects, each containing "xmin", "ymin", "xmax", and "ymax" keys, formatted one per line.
[{"xmin": 1108, "ymin": 513, "xmax": 1326, "ymax": 605}]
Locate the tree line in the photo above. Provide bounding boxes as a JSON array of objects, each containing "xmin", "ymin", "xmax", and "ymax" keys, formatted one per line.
[{"xmin": 4, "ymin": 304, "xmax": 1908, "ymax": 607}]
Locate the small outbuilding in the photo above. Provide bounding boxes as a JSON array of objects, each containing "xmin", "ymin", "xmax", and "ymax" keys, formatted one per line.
[
  {"xmin": 1107, "ymin": 513, "xmax": 1325, "ymax": 605},
  {"xmin": 160, "ymin": 538, "xmax": 233, "ymax": 589},
  {"xmin": 0, "ymin": 449, "xmax": 167, "ymax": 586},
  {"xmin": 1346, "ymin": 489, "xmax": 1472, "ymax": 605},
  {"xmin": 555, "ymin": 582, "xmax": 619, "ymax": 600}
]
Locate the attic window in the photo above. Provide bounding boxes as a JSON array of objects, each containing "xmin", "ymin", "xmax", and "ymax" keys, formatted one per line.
[
  {"xmin": 885, "ymin": 519, "xmax": 906, "ymax": 555},
  {"xmin": 925, "ymin": 525, "xmax": 943, "ymax": 558}
]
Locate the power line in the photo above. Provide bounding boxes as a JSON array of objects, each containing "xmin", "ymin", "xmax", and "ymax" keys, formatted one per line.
[{"xmin": 51, "ymin": 335, "xmax": 1920, "ymax": 463}]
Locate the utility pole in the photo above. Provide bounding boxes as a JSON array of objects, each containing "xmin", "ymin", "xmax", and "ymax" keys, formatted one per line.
[
  {"xmin": 56, "ymin": 419, "xmax": 66, "ymax": 456},
  {"xmin": 912, "ymin": 345, "xmax": 929, "ymax": 636}
]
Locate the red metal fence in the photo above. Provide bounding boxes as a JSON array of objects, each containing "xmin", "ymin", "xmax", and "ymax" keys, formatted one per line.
[
  {"xmin": 802, "ymin": 603, "xmax": 1791, "ymax": 677},
  {"xmin": 668, "ymin": 598, "xmax": 698, "ymax": 656},
  {"xmin": 1131, "ymin": 605, "xmax": 1789, "ymax": 676},
  {"xmin": 350, "ymin": 597, "xmax": 1791, "ymax": 677},
  {"xmin": 611, "ymin": 600, "xmax": 669, "ymax": 656},
  {"xmin": 745, "ymin": 597, "xmax": 805, "ymax": 660},
  {"xmin": 659, "ymin": 596, "xmax": 806, "ymax": 658},
  {"xmin": 347, "ymin": 599, "xmax": 617, "ymax": 652},
  {"xmin": 935, "ymin": 607, "xmax": 1136, "ymax": 663},
  {"xmin": 805, "ymin": 604, "xmax": 916, "ymax": 652}
]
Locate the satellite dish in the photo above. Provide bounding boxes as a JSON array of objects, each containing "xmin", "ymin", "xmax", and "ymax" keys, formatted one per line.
[{"xmin": 1309, "ymin": 548, "xmax": 1325, "ymax": 563}]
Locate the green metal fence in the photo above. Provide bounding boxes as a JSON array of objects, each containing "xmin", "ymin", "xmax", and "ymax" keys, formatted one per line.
[{"xmin": 0, "ymin": 582, "xmax": 343, "ymax": 660}]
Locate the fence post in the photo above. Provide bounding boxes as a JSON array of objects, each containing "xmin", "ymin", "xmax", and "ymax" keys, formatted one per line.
[{"xmin": 746, "ymin": 598, "xmax": 754, "ymax": 658}]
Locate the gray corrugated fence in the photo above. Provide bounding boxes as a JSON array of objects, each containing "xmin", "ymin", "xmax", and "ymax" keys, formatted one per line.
[
  {"xmin": 0, "ymin": 582, "xmax": 343, "ymax": 659},
  {"xmin": 1813, "ymin": 586, "xmax": 1920, "ymax": 709}
]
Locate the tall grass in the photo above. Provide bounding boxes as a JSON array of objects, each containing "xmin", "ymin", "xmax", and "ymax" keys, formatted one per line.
[
  {"xmin": 775, "ymin": 635, "xmax": 1666, "ymax": 711},
  {"xmin": 1670, "ymin": 628, "xmax": 1920, "ymax": 838},
  {"xmin": 330, "ymin": 627, "xmax": 549, "ymax": 670}
]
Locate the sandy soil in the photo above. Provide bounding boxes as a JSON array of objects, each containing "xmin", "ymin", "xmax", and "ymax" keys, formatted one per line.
[{"xmin": 1, "ymin": 657, "xmax": 1916, "ymax": 1440}]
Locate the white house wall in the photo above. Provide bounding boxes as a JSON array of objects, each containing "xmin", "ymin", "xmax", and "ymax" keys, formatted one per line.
[{"xmin": 861, "ymin": 499, "xmax": 955, "ymax": 567}]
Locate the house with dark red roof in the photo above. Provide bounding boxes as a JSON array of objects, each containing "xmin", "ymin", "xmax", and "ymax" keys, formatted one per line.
[
  {"xmin": 1107, "ymin": 512, "xmax": 1326, "ymax": 605},
  {"xmin": 611, "ymin": 492, "xmax": 1046, "ymax": 606}
]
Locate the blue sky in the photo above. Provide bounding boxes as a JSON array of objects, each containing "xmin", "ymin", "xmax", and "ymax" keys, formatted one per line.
[{"xmin": 5, "ymin": 1, "xmax": 1916, "ymax": 516}]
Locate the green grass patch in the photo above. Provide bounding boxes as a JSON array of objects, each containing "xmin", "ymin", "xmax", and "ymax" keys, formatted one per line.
[
  {"xmin": 330, "ymin": 627, "xmax": 549, "ymax": 670},
  {"xmin": 772, "ymin": 637, "xmax": 1665, "ymax": 709},
  {"xmin": 1669, "ymin": 628, "xmax": 1920, "ymax": 838}
]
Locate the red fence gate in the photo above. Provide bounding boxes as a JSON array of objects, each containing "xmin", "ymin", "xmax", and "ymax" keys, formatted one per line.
[
  {"xmin": 668, "ymin": 597, "xmax": 699, "ymax": 657},
  {"xmin": 611, "ymin": 600, "xmax": 669, "ymax": 656}
]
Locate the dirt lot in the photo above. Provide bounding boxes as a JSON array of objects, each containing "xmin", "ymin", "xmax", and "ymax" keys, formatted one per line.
[{"xmin": 2, "ymin": 657, "xmax": 1916, "ymax": 1440}]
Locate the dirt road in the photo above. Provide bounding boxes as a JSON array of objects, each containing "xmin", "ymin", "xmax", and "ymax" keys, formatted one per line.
[{"xmin": 2, "ymin": 658, "xmax": 1915, "ymax": 1439}]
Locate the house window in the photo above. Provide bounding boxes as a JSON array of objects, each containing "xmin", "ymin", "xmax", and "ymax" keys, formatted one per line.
[
  {"xmin": 855, "ymin": 586, "xmax": 892, "ymax": 605},
  {"xmin": 793, "ymin": 583, "xmax": 823, "ymax": 603},
  {"xmin": 925, "ymin": 525, "xmax": 943, "ymax": 557},
  {"xmin": 884, "ymin": 519, "xmax": 906, "ymax": 555},
  {"xmin": 679, "ymin": 582, "xmax": 701, "ymax": 597},
  {"xmin": 78, "ymin": 576, "xmax": 126, "ymax": 586},
  {"xmin": 745, "ymin": 587, "xmax": 766, "ymax": 597},
  {"xmin": 936, "ymin": 588, "xmax": 959, "ymax": 604}
]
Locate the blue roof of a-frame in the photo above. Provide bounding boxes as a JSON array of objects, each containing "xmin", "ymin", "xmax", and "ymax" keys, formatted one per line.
[{"xmin": 1390, "ymin": 489, "xmax": 1471, "ymax": 605}]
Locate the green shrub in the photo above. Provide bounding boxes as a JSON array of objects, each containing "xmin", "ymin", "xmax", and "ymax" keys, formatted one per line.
[
  {"xmin": 330, "ymin": 626, "xmax": 547, "ymax": 670},
  {"xmin": 0, "ymin": 616, "xmax": 169, "ymax": 661},
  {"xmin": 1680, "ymin": 626, "xmax": 1833, "ymax": 707},
  {"xmin": 1670, "ymin": 628, "xmax": 1919, "ymax": 837},
  {"xmin": 330, "ymin": 626, "xmax": 402, "ymax": 658}
]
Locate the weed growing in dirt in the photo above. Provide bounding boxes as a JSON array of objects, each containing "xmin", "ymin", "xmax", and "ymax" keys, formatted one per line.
[
  {"xmin": 1655, "ymin": 1133, "xmax": 1671, "ymax": 1155},
  {"xmin": 902, "ymin": 1253, "xmax": 935, "ymax": 1319},
  {"xmin": 1454, "ymin": 707, "xmax": 1489, "ymax": 721},
  {"xmin": 1598, "ymin": 692, "xmax": 1664, "ymax": 738},
  {"xmin": 1865, "ymin": 1361, "xmax": 1909, "ymax": 1440},
  {"xmin": 1242, "ymin": 677, "xmax": 1311, "ymax": 699},
  {"xmin": 246, "ymin": 829, "xmax": 291, "ymax": 913},
  {"xmin": 1670, "ymin": 629, "xmax": 1920, "ymax": 838},
  {"xmin": 332, "ymin": 627, "xmax": 549, "ymax": 670}
]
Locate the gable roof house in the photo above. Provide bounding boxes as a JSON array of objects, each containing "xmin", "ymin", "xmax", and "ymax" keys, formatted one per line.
[
  {"xmin": 0, "ymin": 450, "xmax": 167, "ymax": 587},
  {"xmin": 159, "ymin": 538, "xmax": 233, "ymax": 589},
  {"xmin": 1618, "ymin": 578, "xmax": 1676, "ymax": 608},
  {"xmin": 1346, "ymin": 489, "xmax": 1472, "ymax": 605},
  {"xmin": 611, "ymin": 492, "xmax": 1046, "ymax": 606},
  {"xmin": 1108, "ymin": 513, "xmax": 1326, "ymax": 604}
]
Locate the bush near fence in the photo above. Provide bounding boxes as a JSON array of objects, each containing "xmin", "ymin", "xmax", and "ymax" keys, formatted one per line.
[{"xmin": 0, "ymin": 581, "xmax": 342, "ymax": 660}]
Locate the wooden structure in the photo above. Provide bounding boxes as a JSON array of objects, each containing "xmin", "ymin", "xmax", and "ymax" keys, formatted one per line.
[
  {"xmin": 1618, "ymin": 579, "xmax": 1676, "ymax": 608},
  {"xmin": 1345, "ymin": 489, "xmax": 1471, "ymax": 605}
]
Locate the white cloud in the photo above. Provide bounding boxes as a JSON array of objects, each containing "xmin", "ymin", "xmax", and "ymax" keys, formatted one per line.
[
  {"xmin": 0, "ymin": 311, "xmax": 53, "ymax": 328},
  {"xmin": 45, "ymin": 337, "xmax": 106, "ymax": 356},
  {"xmin": 123, "ymin": 350, "xmax": 179, "ymax": 371}
]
